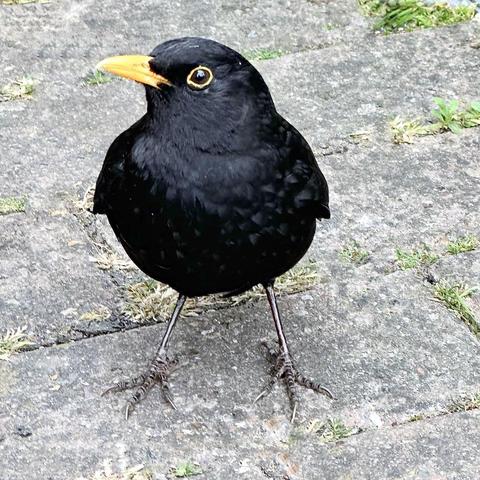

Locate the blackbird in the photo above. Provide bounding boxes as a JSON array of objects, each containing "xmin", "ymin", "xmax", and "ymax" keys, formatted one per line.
[{"xmin": 94, "ymin": 37, "xmax": 332, "ymax": 420}]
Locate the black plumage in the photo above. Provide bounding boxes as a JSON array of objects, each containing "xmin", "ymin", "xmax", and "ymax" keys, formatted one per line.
[{"xmin": 94, "ymin": 37, "xmax": 332, "ymax": 419}]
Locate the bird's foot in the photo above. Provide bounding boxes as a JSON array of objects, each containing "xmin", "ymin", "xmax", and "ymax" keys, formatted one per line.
[
  {"xmin": 255, "ymin": 341, "xmax": 334, "ymax": 422},
  {"xmin": 102, "ymin": 352, "xmax": 178, "ymax": 419}
]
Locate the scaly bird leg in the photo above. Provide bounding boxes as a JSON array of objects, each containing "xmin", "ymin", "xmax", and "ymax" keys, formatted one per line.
[
  {"xmin": 102, "ymin": 294, "xmax": 187, "ymax": 419},
  {"xmin": 256, "ymin": 282, "xmax": 334, "ymax": 422}
]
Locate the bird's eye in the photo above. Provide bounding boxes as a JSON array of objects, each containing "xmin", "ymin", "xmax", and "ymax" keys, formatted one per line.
[{"xmin": 187, "ymin": 66, "xmax": 213, "ymax": 90}]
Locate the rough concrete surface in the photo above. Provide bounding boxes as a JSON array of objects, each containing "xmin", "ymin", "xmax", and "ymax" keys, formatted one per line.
[{"xmin": 1, "ymin": 1, "xmax": 480, "ymax": 479}]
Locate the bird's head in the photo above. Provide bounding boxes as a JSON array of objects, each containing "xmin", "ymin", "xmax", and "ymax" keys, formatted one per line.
[{"xmin": 97, "ymin": 38, "xmax": 276, "ymax": 151}]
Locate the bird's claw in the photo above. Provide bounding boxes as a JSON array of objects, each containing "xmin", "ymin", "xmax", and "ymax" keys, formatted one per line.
[
  {"xmin": 102, "ymin": 354, "xmax": 178, "ymax": 418},
  {"xmin": 256, "ymin": 341, "xmax": 334, "ymax": 421}
]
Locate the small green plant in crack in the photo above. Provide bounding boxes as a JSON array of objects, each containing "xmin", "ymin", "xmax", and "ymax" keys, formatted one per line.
[
  {"xmin": 446, "ymin": 234, "xmax": 479, "ymax": 255},
  {"xmin": 448, "ymin": 392, "xmax": 480, "ymax": 413},
  {"xmin": 434, "ymin": 281, "xmax": 479, "ymax": 336},
  {"xmin": 80, "ymin": 305, "xmax": 112, "ymax": 322},
  {"xmin": 373, "ymin": 1, "xmax": 475, "ymax": 33},
  {"xmin": 313, "ymin": 418, "xmax": 355, "ymax": 443},
  {"xmin": 0, "ymin": 327, "xmax": 34, "ymax": 360},
  {"xmin": 395, "ymin": 246, "xmax": 438, "ymax": 270},
  {"xmin": 84, "ymin": 70, "xmax": 113, "ymax": 86},
  {"xmin": 0, "ymin": 77, "xmax": 36, "ymax": 101},
  {"xmin": 339, "ymin": 241, "xmax": 369, "ymax": 265},
  {"xmin": 0, "ymin": 196, "xmax": 26, "ymax": 215},
  {"xmin": 461, "ymin": 101, "xmax": 480, "ymax": 128},
  {"xmin": 243, "ymin": 48, "xmax": 284, "ymax": 61},
  {"xmin": 431, "ymin": 98, "xmax": 463, "ymax": 134},
  {"xmin": 389, "ymin": 117, "xmax": 439, "ymax": 144},
  {"xmin": 408, "ymin": 413, "xmax": 426, "ymax": 422},
  {"xmin": 171, "ymin": 461, "xmax": 203, "ymax": 478},
  {"xmin": 390, "ymin": 99, "xmax": 480, "ymax": 143}
]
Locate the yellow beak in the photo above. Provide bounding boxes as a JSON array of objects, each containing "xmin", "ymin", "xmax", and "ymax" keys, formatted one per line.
[{"xmin": 96, "ymin": 55, "xmax": 171, "ymax": 89}]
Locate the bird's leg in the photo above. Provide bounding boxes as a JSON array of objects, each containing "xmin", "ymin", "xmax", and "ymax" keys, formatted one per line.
[
  {"xmin": 256, "ymin": 283, "xmax": 334, "ymax": 421},
  {"xmin": 102, "ymin": 294, "xmax": 187, "ymax": 418}
]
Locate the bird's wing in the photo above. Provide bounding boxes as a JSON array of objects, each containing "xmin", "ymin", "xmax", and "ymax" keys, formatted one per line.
[
  {"xmin": 280, "ymin": 117, "xmax": 330, "ymax": 220},
  {"xmin": 92, "ymin": 120, "xmax": 141, "ymax": 215}
]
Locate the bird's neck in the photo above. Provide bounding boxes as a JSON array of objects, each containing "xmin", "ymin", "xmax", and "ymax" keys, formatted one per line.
[{"xmin": 143, "ymin": 98, "xmax": 276, "ymax": 157}]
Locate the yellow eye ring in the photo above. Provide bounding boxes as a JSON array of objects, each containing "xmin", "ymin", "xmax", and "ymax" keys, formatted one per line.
[{"xmin": 187, "ymin": 66, "xmax": 214, "ymax": 90}]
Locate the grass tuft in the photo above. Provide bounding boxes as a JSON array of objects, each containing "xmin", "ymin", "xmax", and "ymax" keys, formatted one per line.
[
  {"xmin": 389, "ymin": 117, "xmax": 438, "ymax": 144},
  {"xmin": 446, "ymin": 234, "xmax": 479, "ymax": 255},
  {"xmin": 122, "ymin": 280, "xmax": 177, "ymax": 322},
  {"xmin": 372, "ymin": 0, "xmax": 475, "ymax": 33},
  {"xmin": 123, "ymin": 262, "xmax": 319, "ymax": 322},
  {"xmin": 349, "ymin": 129, "xmax": 373, "ymax": 144},
  {"xmin": 434, "ymin": 281, "xmax": 479, "ymax": 336},
  {"xmin": 448, "ymin": 392, "xmax": 480, "ymax": 413},
  {"xmin": 84, "ymin": 70, "xmax": 113, "ymax": 86},
  {"xmin": 80, "ymin": 305, "xmax": 112, "ymax": 322},
  {"xmin": 92, "ymin": 243, "xmax": 136, "ymax": 272},
  {"xmin": 243, "ymin": 48, "xmax": 284, "ymax": 61},
  {"xmin": 0, "ymin": 77, "xmax": 36, "ymax": 101},
  {"xmin": 408, "ymin": 413, "xmax": 424, "ymax": 422},
  {"xmin": 75, "ymin": 185, "xmax": 95, "ymax": 212},
  {"xmin": 339, "ymin": 241, "xmax": 369, "ymax": 265},
  {"xmin": 389, "ymin": 98, "xmax": 480, "ymax": 143},
  {"xmin": 395, "ymin": 246, "xmax": 438, "ymax": 270},
  {"xmin": 0, "ymin": 327, "xmax": 34, "ymax": 360},
  {"xmin": 171, "ymin": 461, "xmax": 203, "ymax": 478},
  {"xmin": 0, "ymin": 196, "xmax": 26, "ymax": 215},
  {"xmin": 306, "ymin": 418, "xmax": 356, "ymax": 443}
]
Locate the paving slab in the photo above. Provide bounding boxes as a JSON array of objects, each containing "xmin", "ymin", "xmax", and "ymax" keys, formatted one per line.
[
  {"xmin": 0, "ymin": 0, "xmax": 367, "ymax": 65},
  {"xmin": 1, "ymin": 1, "xmax": 480, "ymax": 479},
  {"xmin": 1, "ymin": 263, "xmax": 480, "ymax": 479},
  {"xmin": 0, "ymin": 211, "xmax": 122, "ymax": 345},
  {"xmin": 297, "ymin": 410, "xmax": 480, "ymax": 480}
]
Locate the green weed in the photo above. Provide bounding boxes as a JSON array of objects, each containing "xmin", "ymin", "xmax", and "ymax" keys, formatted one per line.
[
  {"xmin": 389, "ymin": 117, "xmax": 439, "ymax": 144},
  {"xmin": 448, "ymin": 392, "xmax": 480, "ymax": 413},
  {"xmin": 171, "ymin": 461, "xmax": 202, "ymax": 478},
  {"xmin": 84, "ymin": 70, "xmax": 113, "ymax": 86},
  {"xmin": 243, "ymin": 48, "xmax": 284, "ymax": 61},
  {"xmin": 306, "ymin": 418, "xmax": 355, "ymax": 443},
  {"xmin": 395, "ymin": 246, "xmax": 438, "ymax": 270},
  {"xmin": 373, "ymin": 1, "xmax": 475, "ymax": 33},
  {"xmin": 0, "ymin": 327, "xmax": 34, "ymax": 360},
  {"xmin": 434, "ymin": 281, "xmax": 478, "ymax": 336},
  {"xmin": 390, "ymin": 99, "xmax": 480, "ymax": 143},
  {"xmin": 0, "ymin": 77, "xmax": 35, "ymax": 101},
  {"xmin": 0, "ymin": 196, "xmax": 26, "ymax": 215},
  {"xmin": 446, "ymin": 234, "xmax": 479, "ymax": 255},
  {"xmin": 431, "ymin": 98, "xmax": 463, "ymax": 134},
  {"xmin": 339, "ymin": 241, "xmax": 369, "ymax": 265}
]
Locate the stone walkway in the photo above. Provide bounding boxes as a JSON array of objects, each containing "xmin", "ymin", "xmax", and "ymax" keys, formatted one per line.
[{"xmin": 0, "ymin": 1, "xmax": 479, "ymax": 479}]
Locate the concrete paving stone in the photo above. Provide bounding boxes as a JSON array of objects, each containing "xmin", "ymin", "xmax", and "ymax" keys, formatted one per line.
[
  {"xmin": 0, "ymin": 0, "xmax": 368, "ymax": 65},
  {"xmin": 0, "ymin": 210, "xmax": 123, "ymax": 345},
  {"xmin": 297, "ymin": 410, "xmax": 480, "ymax": 480},
  {"xmin": 1, "ymin": 264, "xmax": 480, "ymax": 478}
]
